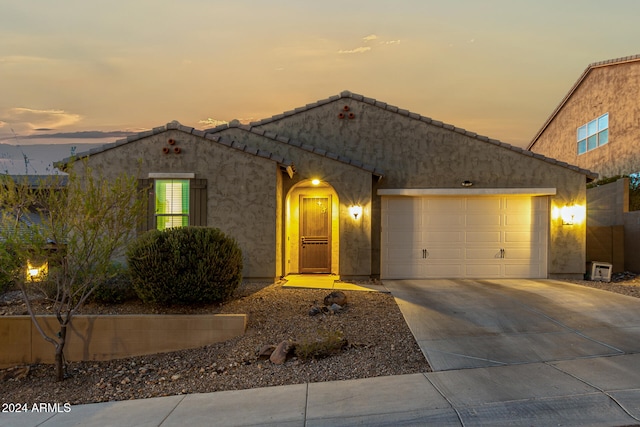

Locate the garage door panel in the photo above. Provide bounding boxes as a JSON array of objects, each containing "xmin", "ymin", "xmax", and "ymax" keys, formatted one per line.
[
  {"xmin": 426, "ymin": 214, "xmax": 464, "ymax": 227},
  {"xmin": 506, "ymin": 248, "xmax": 540, "ymax": 261},
  {"xmin": 425, "ymin": 198, "xmax": 464, "ymax": 212},
  {"xmin": 466, "ymin": 264, "xmax": 502, "ymax": 277},
  {"xmin": 505, "ymin": 231, "xmax": 539, "ymax": 243},
  {"xmin": 466, "ymin": 248, "xmax": 503, "ymax": 260},
  {"xmin": 381, "ymin": 195, "xmax": 548, "ymax": 279},
  {"xmin": 385, "ymin": 247, "xmax": 421, "ymax": 261},
  {"xmin": 387, "ymin": 214, "xmax": 420, "ymax": 230},
  {"xmin": 467, "ymin": 198, "xmax": 502, "ymax": 211},
  {"xmin": 504, "ymin": 214, "xmax": 532, "ymax": 226},
  {"xmin": 504, "ymin": 264, "xmax": 542, "ymax": 278},
  {"xmin": 386, "ymin": 230, "xmax": 422, "ymax": 245},
  {"xmin": 386, "ymin": 262, "xmax": 424, "ymax": 278},
  {"xmin": 423, "ymin": 231, "xmax": 463, "ymax": 243},
  {"xmin": 504, "ymin": 198, "xmax": 532, "ymax": 211},
  {"xmin": 427, "ymin": 248, "xmax": 463, "ymax": 260},
  {"xmin": 466, "ymin": 231, "xmax": 501, "ymax": 243},
  {"xmin": 424, "ymin": 264, "xmax": 464, "ymax": 278},
  {"xmin": 467, "ymin": 214, "xmax": 502, "ymax": 226}
]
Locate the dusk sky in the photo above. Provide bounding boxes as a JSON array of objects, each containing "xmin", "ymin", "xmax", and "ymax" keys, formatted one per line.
[{"xmin": 1, "ymin": 0, "xmax": 639, "ymax": 148}]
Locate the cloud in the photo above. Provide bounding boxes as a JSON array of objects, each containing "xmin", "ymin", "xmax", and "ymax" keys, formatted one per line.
[
  {"xmin": 0, "ymin": 108, "xmax": 82, "ymax": 134},
  {"xmin": 338, "ymin": 47, "xmax": 371, "ymax": 54},
  {"xmin": 0, "ymin": 121, "xmax": 6, "ymax": 128},
  {"xmin": 338, "ymin": 35, "xmax": 401, "ymax": 55},
  {"xmin": 198, "ymin": 118, "xmax": 228, "ymax": 127}
]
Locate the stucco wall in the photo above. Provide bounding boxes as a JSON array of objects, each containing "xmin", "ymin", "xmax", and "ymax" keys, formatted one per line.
[
  {"xmin": 587, "ymin": 178, "xmax": 629, "ymax": 227},
  {"xmin": 254, "ymin": 97, "xmax": 589, "ymax": 277},
  {"xmin": 78, "ymin": 129, "xmax": 281, "ymax": 279},
  {"xmin": 0, "ymin": 314, "xmax": 246, "ymax": 368},
  {"xmin": 215, "ymin": 127, "xmax": 373, "ymax": 277},
  {"xmin": 530, "ymin": 61, "xmax": 640, "ymax": 178},
  {"xmin": 586, "ymin": 178, "xmax": 640, "ymax": 272}
]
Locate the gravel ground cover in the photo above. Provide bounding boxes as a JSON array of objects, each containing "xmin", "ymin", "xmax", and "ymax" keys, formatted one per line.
[
  {"xmin": 1, "ymin": 280, "xmax": 429, "ymax": 405},
  {"xmin": 3, "ymin": 273, "xmax": 640, "ymax": 406}
]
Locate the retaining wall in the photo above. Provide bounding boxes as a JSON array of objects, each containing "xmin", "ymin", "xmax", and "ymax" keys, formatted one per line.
[{"xmin": 0, "ymin": 314, "xmax": 247, "ymax": 368}]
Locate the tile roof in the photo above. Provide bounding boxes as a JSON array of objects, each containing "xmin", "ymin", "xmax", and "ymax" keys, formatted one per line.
[
  {"xmin": 528, "ymin": 54, "xmax": 640, "ymax": 150},
  {"xmin": 205, "ymin": 123, "xmax": 385, "ymax": 178},
  {"xmin": 56, "ymin": 122, "xmax": 296, "ymax": 173},
  {"xmin": 245, "ymin": 90, "xmax": 598, "ymax": 180}
]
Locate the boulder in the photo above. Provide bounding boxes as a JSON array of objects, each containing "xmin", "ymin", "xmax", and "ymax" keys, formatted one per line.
[
  {"xmin": 257, "ymin": 345, "xmax": 276, "ymax": 359},
  {"xmin": 270, "ymin": 340, "xmax": 293, "ymax": 365},
  {"xmin": 324, "ymin": 291, "xmax": 347, "ymax": 306}
]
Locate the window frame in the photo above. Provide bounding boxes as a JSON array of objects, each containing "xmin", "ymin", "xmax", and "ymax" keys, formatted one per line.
[
  {"xmin": 577, "ymin": 113, "xmax": 609, "ymax": 155},
  {"xmin": 147, "ymin": 173, "xmax": 196, "ymax": 231},
  {"xmin": 154, "ymin": 178, "xmax": 190, "ymax": 230}
]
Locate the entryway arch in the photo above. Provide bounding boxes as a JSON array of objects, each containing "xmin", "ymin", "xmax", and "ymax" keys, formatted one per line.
[{"xmin": 285, "ymin": 179, "xmax": 339, "ymax": 275}]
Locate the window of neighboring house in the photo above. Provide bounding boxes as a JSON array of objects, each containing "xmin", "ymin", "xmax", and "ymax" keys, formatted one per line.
[
  {"xmin": 577, "ymin": 113, "xmax": 609, "ymax": 155},
  {"xmin": 155, "ymin": 179, "xmax": 189, "ymax": 229}
]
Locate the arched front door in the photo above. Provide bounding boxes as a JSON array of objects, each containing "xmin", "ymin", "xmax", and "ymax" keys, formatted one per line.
[
  {"xmin": 300, "ymin": 195, "xmax": 331, "ymax": 273},
  {"xmin": 284, "ymin": 180, "xmax": 339, "ymax": 276}
]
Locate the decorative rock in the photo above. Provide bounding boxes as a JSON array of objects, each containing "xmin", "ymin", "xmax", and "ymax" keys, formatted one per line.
[
  {"xmin": 257, "ymin": 344, "xmax": 276, "ymax": 359},
  {"xmin": 324, "ymin": 291, "xmax": 347, "ymax": 306},
  {"xmin": 270, "ymin": 340, "xmax": 292, "ymax": 365},
  {"xmin": 328, "ymin": 303, "xmax": 343, "ymax": 314}
]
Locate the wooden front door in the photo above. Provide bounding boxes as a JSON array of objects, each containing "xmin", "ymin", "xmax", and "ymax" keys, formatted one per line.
[{"xmin": 300, "ymin": 195, "xmax": 331, "ymax": 273}]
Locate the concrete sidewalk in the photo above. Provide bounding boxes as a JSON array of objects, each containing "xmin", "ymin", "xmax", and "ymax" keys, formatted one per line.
[{"xmin": 3, "ymin": 354, "xmax": 640, "ymax": 426}]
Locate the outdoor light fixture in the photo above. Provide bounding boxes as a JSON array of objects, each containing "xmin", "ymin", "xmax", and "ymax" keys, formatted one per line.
[
  {"xmin": 349, "ymin": 205, "xmax": 363, "ymax": 220},
  {"xmin": 461, "ymin": 180, "xmax": 473, "ymax": 187},
  {"xmin": 26, "ymin": 261, "xmax": 48, "ymax": 282},
  {"xmin": 552, "ymin": 205, "xmax": 586, "ymax": 226},
  {"xmin": 311, "ymin": 179, "xmax": 320, "ymax": 185}
]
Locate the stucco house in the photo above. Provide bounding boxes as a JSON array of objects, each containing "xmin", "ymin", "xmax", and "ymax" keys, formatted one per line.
[
  {"xmin": 66, "ymin": 91, "xmax": 596, "ymax": 281},
  {"xmin": 527, "ymin": 54, "xmax": 640, "ymax": 179},
  {"xmin": 527, "ymin": 55, "xmax": 640, "ymax": 272}
]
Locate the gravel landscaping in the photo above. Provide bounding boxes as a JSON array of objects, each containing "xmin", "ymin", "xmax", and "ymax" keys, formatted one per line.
[
  {"xmin": 3, "ymin": 273, "xmax": 640, "ymax": 406},
  {"xmin": 1, "ymin": 280, "xmax": 429, "ymax": 405}
]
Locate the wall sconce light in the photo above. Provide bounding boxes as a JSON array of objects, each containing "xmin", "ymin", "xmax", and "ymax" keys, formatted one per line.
[
  {"xmin": 349, "ymin": 205, "xmax": 363, "ymax": 220},
  {"xmin": 26, "ymin": 260, "xmax": 48, "ymax": 282},
  {"xmin": 311, "ymin": 179, "xmax": 320, "ymax": 186},
  {"xmin": 461, "ymin": 180, "xmax": 473, "ymax": 187},
  {"xmin": 552, "ymin": 205, "xmax": 585, "ymax": 226}
]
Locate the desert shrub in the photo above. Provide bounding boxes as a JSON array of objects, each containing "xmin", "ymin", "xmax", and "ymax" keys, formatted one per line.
[
  {"xmin": 0, "ymin": 246, "xmax": 19, "ymax": 295},
  {"xmin": 127, "ymin": 227, "xmax": 243, "ymax": 305},
  {"xmin": 91, "ymin": 263, "xmax": 138, "ymax": 304},
  {"xmin": 294, "ymin": 329, "xmax": 347, "ymax": 361}
]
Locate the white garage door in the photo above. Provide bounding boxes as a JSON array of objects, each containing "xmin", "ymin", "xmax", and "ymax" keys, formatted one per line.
[{"xmin": 381, "ymin": 195, "xmax": 548, "ymax": 279}]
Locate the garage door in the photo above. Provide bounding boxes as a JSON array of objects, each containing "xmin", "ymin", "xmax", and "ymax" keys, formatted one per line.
[{"xmin": 381, "ymin": 195, "xmax": 548, "ymax": 279}]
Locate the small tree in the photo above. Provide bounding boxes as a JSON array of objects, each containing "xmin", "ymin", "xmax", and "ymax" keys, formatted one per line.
[{"xmin": 0, "ymin": 162, "xmax": 146, "ymax": 381}]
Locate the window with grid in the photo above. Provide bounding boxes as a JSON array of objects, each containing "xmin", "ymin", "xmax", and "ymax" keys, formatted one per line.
[
  {"xmin": 155, "ymin": 179, "xmax": 189, "ymax": 229},
  {"xmin": 577, "ymin": 113, "xmax": 609, "ymax": 155}
]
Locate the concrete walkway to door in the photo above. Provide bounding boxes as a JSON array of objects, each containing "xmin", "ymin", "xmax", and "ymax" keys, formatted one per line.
[
  {"xmin": 282, "ymin": 274, "xmax": 388, "ymax": 292},
  {"xmin": 384, "ymin": 279, "xmax": 640, "ymax": 371}
]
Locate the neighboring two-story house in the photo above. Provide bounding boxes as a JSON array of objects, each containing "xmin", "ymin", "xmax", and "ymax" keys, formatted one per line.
[{"xmin": 528, "ymin": 54, "xmax": 640, "ymax": 272}]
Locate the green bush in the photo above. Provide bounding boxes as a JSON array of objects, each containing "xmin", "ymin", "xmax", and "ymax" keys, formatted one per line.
[
  {"xmin": 127, "ymin": 227, "xmax": 243, "ymax": 305},
  {"xmin": 91, "ymin": 264, "xmax": 138, "ymax": 304}
]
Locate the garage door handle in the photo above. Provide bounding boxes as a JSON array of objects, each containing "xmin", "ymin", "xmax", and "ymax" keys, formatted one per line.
[
  {"xmin": 500, "ymin": 248, "xmax": 505, "ymax": 258},
  {"xmin": 422, "ymin": 249, "xmax": 429, "ymax": 259}
]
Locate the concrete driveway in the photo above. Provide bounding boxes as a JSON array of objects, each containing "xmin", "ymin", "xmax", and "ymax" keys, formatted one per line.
[{"xmin": 384, "ymin": 279, "xmax": 640, "ymax": 371}]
